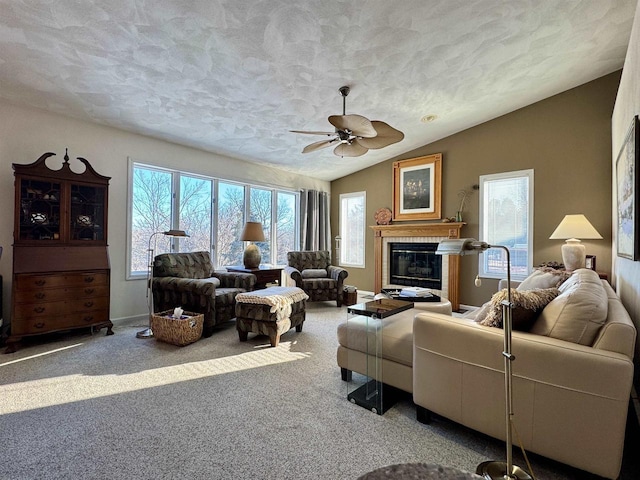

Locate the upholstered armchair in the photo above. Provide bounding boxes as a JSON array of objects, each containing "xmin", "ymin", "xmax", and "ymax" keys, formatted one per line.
[
  {"xmin": 284, "ymin": 250, "xmax": 348, "ymax": 307},
  {"xmin": 152, "ymin": 251, "xmax": 256, "ymax": 337}
]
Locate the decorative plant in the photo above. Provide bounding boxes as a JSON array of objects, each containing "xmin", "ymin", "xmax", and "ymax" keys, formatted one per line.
[{"xmin": 455, "ymin": 185, "xmax": 478, "ymax": 221}]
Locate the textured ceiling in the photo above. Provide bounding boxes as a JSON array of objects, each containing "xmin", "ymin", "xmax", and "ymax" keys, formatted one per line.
[{"xmin": 0, "ymin": 1, "xmax": 635, "ymax": 181}]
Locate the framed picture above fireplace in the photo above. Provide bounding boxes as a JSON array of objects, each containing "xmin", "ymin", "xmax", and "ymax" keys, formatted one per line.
[{"xmin": 393, "ymin": 154, "xmax": 442, "ymax": 221}]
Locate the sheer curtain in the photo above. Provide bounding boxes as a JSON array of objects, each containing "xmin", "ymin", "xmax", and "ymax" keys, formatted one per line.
[{"xmin": 300, "ymin": 189, "xmax": 331, "ymax": 251}]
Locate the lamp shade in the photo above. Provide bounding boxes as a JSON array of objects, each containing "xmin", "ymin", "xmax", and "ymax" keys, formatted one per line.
[
  {"xmin": 549, "ymin": 214, "xmax": 601, "ymax": 272},
  {"xmin": 240, "ymin": 222, "xmax": 265, "ymax": 242},
  {"xmin": 163, "ymin": 229, "xmax": 189, "ymax": 237},
  {"xmin": 549, "ymin": 214, "xmax": 602, "ymax": 240},
  {"xmin": 436, "ymin": 238, "xmax": 489, "ymax": 256}
]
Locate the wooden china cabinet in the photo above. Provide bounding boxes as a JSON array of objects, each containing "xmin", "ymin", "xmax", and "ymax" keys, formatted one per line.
[{"xmin": 6, "ymin": 150, "xmax": 113, "ymax": 353}]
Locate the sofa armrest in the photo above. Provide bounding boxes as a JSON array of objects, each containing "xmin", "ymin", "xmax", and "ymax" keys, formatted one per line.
[
  {"xmin": 214, "ymin": 272, "xmax": 256, "ymax": 290},
  {"xmin": 413, "ymin": 312, "xmax": 634, "ymax": 399},
  {"xmin": 284, "ymin": 266, "xmax": 303, "ymax": 287},
  {"xmin": 153, "ymin": 277, "xmax": 218, "ymax": 296}
]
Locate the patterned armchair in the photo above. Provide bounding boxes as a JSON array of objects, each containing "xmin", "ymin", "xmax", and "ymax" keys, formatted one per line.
[
  {"xmin": 284, "ymin": 250, "xmax": 348, "ymax": 307},
  {"xmin": 152, "ymin": 251, "xmax": 256, "ymax": 337}
]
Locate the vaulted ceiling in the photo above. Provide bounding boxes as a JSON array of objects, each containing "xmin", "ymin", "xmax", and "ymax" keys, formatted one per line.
[{"xmin": 0, "ymin": 1, "xmax": 635, "ymax": 181}]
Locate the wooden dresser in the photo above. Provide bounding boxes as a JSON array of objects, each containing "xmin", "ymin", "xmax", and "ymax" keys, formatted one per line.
[{"xmin": 6, "ymin": 151, "xmax": 113, "ymax": 353}]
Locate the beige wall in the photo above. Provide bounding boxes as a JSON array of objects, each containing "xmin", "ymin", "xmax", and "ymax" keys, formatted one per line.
[
  {"xmin": 332, "ymin": 71, "xmax": 620, "ymax": 307},
  {"xmin": 0, "ymin": 100, "xmax": 329, "ymax": 324},
  {"xmin": 612, "ymin": 0, "xmax": 640, "ymax": 379}
]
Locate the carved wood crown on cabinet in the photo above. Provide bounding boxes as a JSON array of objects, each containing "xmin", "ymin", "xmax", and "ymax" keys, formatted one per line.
[{"xmin": 6, "ymin": 150, "xmax": 113, "ymax": 353}]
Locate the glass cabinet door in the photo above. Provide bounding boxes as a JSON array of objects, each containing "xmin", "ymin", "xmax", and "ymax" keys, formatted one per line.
[
  {"xmin": 18, "ymin": 178, "xmax": 61, "ymax": 241},
  {"xmin": 70, "ymin": 183, "xmax": 106, "ymax": 242}
]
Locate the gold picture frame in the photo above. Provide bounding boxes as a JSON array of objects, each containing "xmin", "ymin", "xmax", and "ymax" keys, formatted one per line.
[{"xmin": 393, "ymin": 154, "xmax": 442, "ymax": 221}]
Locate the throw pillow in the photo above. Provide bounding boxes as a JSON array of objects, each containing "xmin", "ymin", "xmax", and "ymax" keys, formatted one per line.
[
  {"xmin": 516, "ymin": 268, "xmax": 571, "ymax": 291},
  {"xmin": 301, "ymin": 268, "xmax": 328, "ymax": 279},
  {"xmin": 530, "ymin": 272, "xmax": 608, "ymax": 345},
  {"xmin": 478, "ymin": 288, "xmax": 560, "ymax": 331}
]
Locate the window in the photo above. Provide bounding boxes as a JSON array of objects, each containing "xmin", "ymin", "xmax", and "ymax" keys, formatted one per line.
[
  {"xmin": 479, "ymin": 169, "xmax": 533, "ymax": 280},
  {"xmin": 275, "ymin": 192, "xmax": 297, "ymax": 265},
  {"xmin": 217, "ymin": 182, "xmax": 245, "ymax": 267},
  {"xmin": 129, "ymin": 166, "xmax": 173, "ymax": 276},
  {"xmin": 127, "ymin": 161, "xmax": 299, "ymax": 278},
  {"xmin": 339, "ymin": 191, "xmax": 366, "ymax": 268}
]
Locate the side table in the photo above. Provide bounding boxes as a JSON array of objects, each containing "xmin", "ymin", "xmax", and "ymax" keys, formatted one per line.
[
  {"xmin": 345, "ymin": 298, "xmax": 413, "ymax": 414},
  {"xmin": 226, "ymin": 265, "xmax": 283, "ymax": 290}
]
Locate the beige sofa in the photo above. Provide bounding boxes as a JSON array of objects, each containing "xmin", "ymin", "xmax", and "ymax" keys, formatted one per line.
[
  {"xmin": 337, "ymin": 269, "xmax": 636, "ymax": 479},
  {"xmin": 413, "ymin": 270, "xmax": 635, "ymax": 480}
]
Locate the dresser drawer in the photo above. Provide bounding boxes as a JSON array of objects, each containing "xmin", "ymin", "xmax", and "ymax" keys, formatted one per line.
[
  {"xmin": 68, "ymin": 296, "xmax": 109, "ymax": 313},
  {"xmin": 15, "ymin": 275, "xmax": 67, "ymax": 290},
  {"xmin": 68, "ymin": 285, "xmax": 110, "ymax": 299},
  {"xmin": 64, "ymin": 273, "xmax": 109, "ymax": 287},
  {"xmin": 63, "ymin": 311, "xmax": 110, "ymax": 327},
  {"xmin": 13, "ymin": 301, "xmax": 65, "ymax": 319},
  {"xmin": 11, "ymin": 313, "xmax": 106, "ymax": 335},
  {"xmin": 14, "ymin": 272, "xmax": 109, "ymax": 291},
  {"xmin": 14, "ymin": 287, "xmax": 67, "ymax": 304}
]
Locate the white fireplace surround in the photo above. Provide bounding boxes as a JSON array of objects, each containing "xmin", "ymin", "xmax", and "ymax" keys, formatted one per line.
[{"xmin": 382, "ymin": 236, "xmax": 449, "ymax": 299}]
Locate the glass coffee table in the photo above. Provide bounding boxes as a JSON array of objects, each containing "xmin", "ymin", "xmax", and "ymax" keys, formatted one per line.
[{"xmin": 345, "ymin": 298, "xmax": 414, "ymax": 414}]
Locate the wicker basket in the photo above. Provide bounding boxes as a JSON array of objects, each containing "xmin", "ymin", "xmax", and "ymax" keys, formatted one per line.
[{"xmin": 151, "ymin": 310, "xmax": 203, "ymax": 346}]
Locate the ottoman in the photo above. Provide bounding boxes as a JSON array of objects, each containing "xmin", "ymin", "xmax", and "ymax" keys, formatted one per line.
[{"xmin": 235, "ymin": 286, "xmax": 308, "ymax": 347}]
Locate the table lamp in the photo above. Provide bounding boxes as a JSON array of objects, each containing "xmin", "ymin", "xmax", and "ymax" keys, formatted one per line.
[
  {"xmin": 549, "ymin": 214, "xmax": 602, "ymax": 272},
  {"xmin": 240, "ymin": 221, "xmax": 265, "ymax": 269},
  {"xmin": 436, "ymin": 238, "xmax": 532, "ymax": 480},
  {"xmin": 137, "ymin": 229, "xmax": 189, "ymax": 339}
]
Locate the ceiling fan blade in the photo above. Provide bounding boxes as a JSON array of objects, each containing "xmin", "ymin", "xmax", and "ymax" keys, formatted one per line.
[
  {"xmin": 357, "ymin": 121, "xmax": 405, "ymax": 149},
  {"xmin": 334, "ymin": 141, "xmax": 368, "ymax": 157},
  {"xmin": 290, "ymin": 130, "xmax": 336, "ymax": 136},
  {"xmin": 328, "ymin": 114, "xmax": 377, "ymax": 138},
  {"xmin": 302, "ymin": 138, "xmax": 338, "ymax": 154}
]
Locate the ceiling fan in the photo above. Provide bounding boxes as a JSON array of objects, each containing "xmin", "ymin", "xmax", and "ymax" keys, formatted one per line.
[{"xmin": 290, "ymin": 86, "xmax": 404, "ymax": 157}]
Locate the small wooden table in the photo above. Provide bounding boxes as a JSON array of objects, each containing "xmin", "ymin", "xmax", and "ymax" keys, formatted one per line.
[{"xmin": 226, "ymin": 265, "xmax": 283, "ymax": 290}]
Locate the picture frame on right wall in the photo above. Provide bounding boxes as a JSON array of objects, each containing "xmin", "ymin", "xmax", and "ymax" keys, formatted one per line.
[{"xmin": 616, "ymin": 115, "xmax": 640, "ymax": 260}]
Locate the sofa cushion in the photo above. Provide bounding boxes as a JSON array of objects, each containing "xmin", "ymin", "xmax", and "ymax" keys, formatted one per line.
[
  {"xmin": 301, "ymin": 268, "xmax": 328, "ymax": 279},
  {"xmin": 478, "ymin": 288, "xmax": 559, "ymax": 330},
  {"xmin": 516, "ymin": 268, "xmax": 571, "ymax": 291},
  {"xmin": 557, "ymin": 268, "xmax": 601, "ymax": 292},
  {"xmin": 530, "ymin": 271, "xmax": 608, "ymax": 345}
]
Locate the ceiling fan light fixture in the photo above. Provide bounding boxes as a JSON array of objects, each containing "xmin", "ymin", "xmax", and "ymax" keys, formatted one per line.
[
  {"xmin": 291, "ymin": 86, "xmax": 404, "ymax": 156},
  {"xmin": 421, "ymin": 114, "xmax": 438, "ymax": 123}
]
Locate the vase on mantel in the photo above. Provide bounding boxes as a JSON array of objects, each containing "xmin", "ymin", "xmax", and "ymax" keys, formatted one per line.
[{"xmin": 456, "ymin": 211, "xmax": 463, "ymax": 222}]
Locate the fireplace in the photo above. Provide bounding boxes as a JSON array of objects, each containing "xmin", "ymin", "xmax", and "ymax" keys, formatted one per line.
[
  {"xmin": 388, "ymin": 242, "xmax": 442, "ymax": 289},
  {"xmin": 371, "ymin": 222, "xmax": 464, "ymax": 310}
]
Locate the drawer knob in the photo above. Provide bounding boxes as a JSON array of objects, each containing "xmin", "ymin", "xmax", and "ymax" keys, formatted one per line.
[
  {"xmin": 34, "ymin": 306, "xmax": 45, "ymax": 314},
  {"xmin": 83, "ymin": 316, "xmax": 94, "ymax": 322},
  {"xmin": 35, "ymin": 279, "xmax": 46, "ymax": 286},
  {"xmin": 35, "ymin": 292, "xmax": 46, "ymax": 299},
  {"xmin": 84, "ymin": 288, "xmax": 95, "ymax": 294},
  {"xmin": 84, "ymin": 276, "xmax": 94, "ymax": 283},
  {"xmin": 84, "ymin": 301, "xmax": 94, "ymax": 308},
  {"xmin": 34, "ymin": 322, "xmax": 45, "ymax": 329}
]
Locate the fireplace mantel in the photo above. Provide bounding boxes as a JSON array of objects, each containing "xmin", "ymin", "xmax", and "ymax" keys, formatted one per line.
[{"xmin": 371, "ymin": 222, "xmax": 465, "ymax": 310}]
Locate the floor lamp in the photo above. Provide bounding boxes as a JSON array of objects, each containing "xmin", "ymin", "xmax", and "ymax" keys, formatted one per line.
[
  {"xmin": 136, "ymin": 229, "xmax": 190, "ymax": 339},
  {"xmin": 436, "ymin": 239, "xmax": 532, "ymax": 480}
]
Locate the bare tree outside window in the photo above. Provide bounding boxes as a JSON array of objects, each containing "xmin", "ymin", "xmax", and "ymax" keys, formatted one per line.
[
  {"xmin": 250, "ymin": 187, "xmax": 272, "ymax": 263},
  {"xmin": 179, "ymin": 176, "xmax": 212, "ymax": 253},
  {"xmin": 217, "ymin": 182, "xmax": 245, "ymax": 267},
  {"xmin": 276, "ymin": 192, "xmax": 296, "ymax": 264},
  {"xmin": 131, "ymin": 167, "xmax": 172, "ymax": 274},
  {"xmin": 129, "ymin": 163, "xmax": 300, "ymax": 276}
]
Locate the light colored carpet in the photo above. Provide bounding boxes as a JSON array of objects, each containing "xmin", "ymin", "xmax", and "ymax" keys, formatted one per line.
[{"xmin": 0, "ymin": 301, "xmax": 632, "ymax": 479}]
